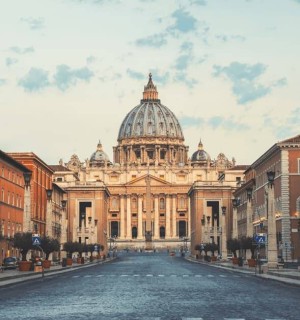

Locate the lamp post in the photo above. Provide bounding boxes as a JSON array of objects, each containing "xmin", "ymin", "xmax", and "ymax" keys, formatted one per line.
[
  {"xmin": 45, "ymin": 189, "xmax": 53, "ymax": 237},
  {"xmin": 232, "ymin": 198, "xmax": 239, "ymax": 239},
  {"xmin": 266, "ymin": 171, "xmax": 278, "ymax": 269},
  {"xmin": 23, "ymin": 172, "xmax": 32, "ymax": 232},
  {"xmin": 221, "ymin": 206, "xmax": 227, "ymax": 260}
]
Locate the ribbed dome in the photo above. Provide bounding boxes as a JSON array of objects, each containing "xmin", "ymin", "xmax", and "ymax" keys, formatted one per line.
[
  {"xmin": 191, "ymin": 140, "xmax": 210, "ymax": 162},
  {"xmin": 118, "ymin": 74, "xmax": 184, "ymax": 141},
  {"xmin": 90, "ymin": 141, "xmax": 111, "ymax": 167}
]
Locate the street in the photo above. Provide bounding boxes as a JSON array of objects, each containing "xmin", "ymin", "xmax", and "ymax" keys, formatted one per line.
[{"xmin": 0, "ymin": 252, "xmax": 300, "ymax": 320}]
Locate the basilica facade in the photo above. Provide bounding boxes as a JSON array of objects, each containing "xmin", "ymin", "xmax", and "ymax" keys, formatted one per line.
[{"xmin": 52, "ymin": 75, "xmax": 246, "ymax": 251}]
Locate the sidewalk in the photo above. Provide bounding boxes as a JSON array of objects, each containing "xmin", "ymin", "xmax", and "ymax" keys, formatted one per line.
[
  {"xmin": 0, "ymin": 257, "xmax": 115, "ymax": 288},
  {"xmin": 186, "ymin": 256, "xmax": 300, "ymax": 286}
]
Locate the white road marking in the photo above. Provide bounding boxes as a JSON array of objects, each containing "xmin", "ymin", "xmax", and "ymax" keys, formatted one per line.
[
  {"xmin": 146, "ymin": 274, "xmax": 153, "ymax": 277},
  {"xmin": 219, "ymin": 275, "xmax": 227, "ymax": 277},
  {"xmin": 133, "ymin": 274, "xmax": 140, "ymax": 277},
  {"xmin": 207, "ymin": 275, "xmax": 214, "ymax": 277},
  {"xmin": 72, "ymin": 275, "xmax": 80, "ymax": 278},
  {"xmin": 195, "ymin": 275, "xmax": 202, "ymax": 277},
  {"xmin": 182, "ymin": 275, "xmax": 189, "ymax": 277},
  {"xmin": 158, "ymin": 274, "xmax": 165, "ymax": 277}
]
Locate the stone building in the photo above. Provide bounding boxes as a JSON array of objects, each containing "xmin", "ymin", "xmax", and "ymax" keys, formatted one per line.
[
  {"xmin": 52, "ymin": 74, "xmax": 246, "ymax": 252},
  {"xmin": 234, "ymin": 135, "xmax": 300, "ymax": 262},
  {"xmin": 0, "ymin": 150, "xmax": 31, "ymax": 263}
]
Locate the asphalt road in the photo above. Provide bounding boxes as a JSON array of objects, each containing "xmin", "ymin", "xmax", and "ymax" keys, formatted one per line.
[{"xmin": 0, "ymin": 252, "xmax": 300, "ymax": 320}]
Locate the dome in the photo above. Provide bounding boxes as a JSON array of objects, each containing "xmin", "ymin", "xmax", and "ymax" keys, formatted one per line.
[
  {"xmin": 118, "ymin": 74, "xmax": 184, "ymax": 141},
  {"xmin": 191, "ymin": 140, "xmax": 210, "ymax": 163},
  {"xmin": 90, "ymin": 141, "xmax": 111, "ymax": 167}
]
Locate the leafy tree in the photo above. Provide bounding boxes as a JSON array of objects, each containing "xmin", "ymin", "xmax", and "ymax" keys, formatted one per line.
[
  {"xmin": 63, "ymin": 241, "xmax": 78, "ymax": 258},
  {"xmin": 210, "ymin": 242, "xmax": 219, "ymax": 257},
  {"xmin": 241, "ymin": 236, "xmax": 257, "ymax": 259},
  {"xmin": 41, "ymin": 236, "xmax": 60, "ymax": 260},
  {"xmin": 13, "ymin": 232, "xmax": 33, "ymax": 261},
  {"xmin": 227, "ymin": 238, "xmax": 240, "ymax": 258}
]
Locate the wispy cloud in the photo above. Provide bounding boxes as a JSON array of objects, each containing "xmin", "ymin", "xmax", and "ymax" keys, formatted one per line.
[
  {"xmin": 0, "ymin": 79, "xmax": 6, "ymax": 86},
  {"xmin": 179, "ymin": 115, "xmax": 205, "ymax": 129},
  {"xmin": 135, "ymin": 33, "xmax": 167, "ymax": 48},
  {"xmin": 18, "ymin": 68, "xmax": 50, "ymax": 92},
  {"xmin": 6, "ymin": 57, "xmax": 18, "ymax": 66},
  {"xmin": 213, "ymin": 62, "xmax": 271, "ymax": 104},
  {"xmin": 9, "ymin": 46, "xmax": 34, "ymax": 54},
  {"xmin": 53, "ymin": 64, "xmax": 94, "ymax": 91},
  {"xmin": 127, "ymin": 69, "xmax": 145, "ymax": 80},
  {"xmin": 167, "ymin": 9, "xmax": 197, "ymax": 34},
  {"xmin": 190, "ymin": 0, "xmax": 207, "ymax": 5},
  {"xmin": 86, "ymin": 55, "xmax": 97, "ymax": 64},
  {"xmin": 216, "ymin": 34, "xmax": 245, "ymax": 42},
  {"xmin": 174, "ymin": 71, "xmax": 198, "ymax": 88},
  {"xmin": 21, "ymin": 17, "xmax": 45, "ymax": 30},
  {"xmin": 180, "ymin": 114, "xmax": 249, "ymax": 131}
]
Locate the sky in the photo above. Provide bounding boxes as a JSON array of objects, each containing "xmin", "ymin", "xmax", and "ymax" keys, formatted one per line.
[{"xmin": 1, "ymin": 0, "xmax": 299, "ymax": 166}]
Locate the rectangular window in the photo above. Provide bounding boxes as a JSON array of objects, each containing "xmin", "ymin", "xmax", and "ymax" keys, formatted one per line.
[{"xmin": 298, "ymin": 159, "xmax": 300, "ymax": 173}]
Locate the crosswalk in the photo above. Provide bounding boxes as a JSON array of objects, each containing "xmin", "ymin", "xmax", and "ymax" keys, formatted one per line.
[{"xmin": 71, "ymin": 273, "xmax": 245, "ymax": 279}]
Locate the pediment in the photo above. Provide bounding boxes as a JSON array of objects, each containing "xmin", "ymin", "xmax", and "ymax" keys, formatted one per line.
[{"xmin": 126, "ymin": 174, "xmax": 172, "ymax": 187}]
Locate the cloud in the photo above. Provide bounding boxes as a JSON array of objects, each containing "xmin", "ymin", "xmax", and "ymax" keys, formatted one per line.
[
  {"xmin": 216, "ymin": 34, "xmax": 245, "ymax": 42},
  {"xmin": 86, "ymin": 55, "xmax": 97, "ymax": 64},
  {"xmin": 18, "ymin": 68, "xmax": 50, "ymax": 92},
  {"xmin": 180, "ymin": 114, "xmax": 249, "ymax": 131},
  {"xmin": 190, "ymin": 0, "xmax": 207, "ymax": 5},
  {"xmin": 127, "ymin": 69, "xmax": 145, "ymax": 80},
  {"xmin": 6, "ymin": 57, "xmax": 18, "ymax": 66},
  {"xmin": 213, "ymin": 62, "xmax": 272, "ymax": 104},
  {"xmin": 53, "ymin": 64, "xmax": 94, "ymax": 91},
  {"xmin": 0, "ymin": 79, "xmax": 6, "ymax": 86},
  {"xmin": 273, "ymin": 77, "xmax": 287, "ymax": 87},
  {"xmin": 21, "ymin": 17, "xmax": 45, "ymax": 30},
  {"xmin": 9, "ymin": 46, "xmax": 34, "ymax": 54},
  {"xmin": 168, "ymin": 9, "xmax": 197, "ymax": 34},
  {"xmin": 179, "ymin": 115, "xmax": 205, "ymax": 129},
  {"xmin": 174, "ymin": 71, "xmax": 198, "ymax": 88},
  {"xmin": 135, "ymin": 33, "xmax": 167, "ymax": 48},
  {"xmin": 149, "ymin": 70, "xmax": 169, "ymax": 85}
]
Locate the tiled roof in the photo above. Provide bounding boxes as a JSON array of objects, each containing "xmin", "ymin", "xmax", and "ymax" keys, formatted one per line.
[{"xmin": 49, "ymin": 165, "xmax": 71, "ymax": 172}]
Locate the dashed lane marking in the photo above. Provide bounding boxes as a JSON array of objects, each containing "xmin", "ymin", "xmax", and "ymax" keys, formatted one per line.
[
  {"xmin": 219, "ymin": 275, "xmax": 227, "ymax": 277},
  {"xmin": 83, "ymin": 275, "xmax": 92, "ymax": 278},
  {"xmin": 195, "ymin": 275, "xmax": 202, "ymax": 277},
  {"xmin": 158, "ymin": 275, "xmax": 165, "ymax": 277},
  {"xmin": 207, "ymin": 275, "xmax": 214, "ymax": 277},
  {"xmin": 72, "ymin": 275, "xmax": 80, "ymax": 278},
  {"xmin": 146, "ymin": 274, "xmax": 153, "ymax": 277}
]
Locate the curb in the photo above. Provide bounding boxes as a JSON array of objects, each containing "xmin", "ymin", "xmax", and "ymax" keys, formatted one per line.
[{"xmin": 0, "ymin": 257, "xmax": 117, "ymax": 288}]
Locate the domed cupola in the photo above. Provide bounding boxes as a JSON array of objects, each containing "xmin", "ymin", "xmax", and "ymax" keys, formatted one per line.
[
  {"xmin": 114, "ymin": 74, "xmax": 188, "ymax": 166},
  {"xmin": 191, "ymin": 140, "xmax": 211, "ymax": 166},
  {"xmin": 89, "ymin": 141, "xmax": 111, "ymax": 167},
  {"xmin": 117, "ymin": 73, "xmax": 184, "ymax": 141}
]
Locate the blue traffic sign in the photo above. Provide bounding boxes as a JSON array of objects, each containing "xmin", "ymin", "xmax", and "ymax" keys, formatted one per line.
[
  {"xmin": 254, "ymin": 234, "xmax": 266, "ymax": 244},
  {"xmin": 32, "ymin": 236, "xmax": 41, "ymax": 246}
]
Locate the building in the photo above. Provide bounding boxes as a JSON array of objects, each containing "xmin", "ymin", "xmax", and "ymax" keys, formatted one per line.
[
  {"xmin": 8, "ymin": 152, "xmax": 54, "ymax": 236},
  {"xmin": 0, "ymin": 150, "xmax": 31, "ymax": 263},
  {"xmin": 52, "ymin": 74, "xmax": 246, "ymax": 253},
  {"xmin": 234, "ymin": 135, "xmax": 300, "ymax": 262}
]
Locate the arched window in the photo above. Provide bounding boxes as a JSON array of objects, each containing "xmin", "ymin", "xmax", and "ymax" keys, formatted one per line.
[{"xmin": 159, "ymin": 198, "xmax": 165, "ymax": 210}]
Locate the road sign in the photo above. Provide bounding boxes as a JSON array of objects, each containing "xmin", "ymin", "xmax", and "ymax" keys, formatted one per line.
[
  {"xmin": 32, "ymin": 235, "xmax": 41, "ymax": 246},
  {"xmin": 254, "ymin": 233, "xmax": 266, "ymax": 244}
]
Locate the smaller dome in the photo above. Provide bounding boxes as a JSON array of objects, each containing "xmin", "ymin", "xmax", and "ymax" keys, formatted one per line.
[
  {"xmin": 90, "ymin": 141, "xmax": 111, "ymax": 167},
  {"xmin": 191, "ymin": 140, "xmax": 210, "ymax": 163}
]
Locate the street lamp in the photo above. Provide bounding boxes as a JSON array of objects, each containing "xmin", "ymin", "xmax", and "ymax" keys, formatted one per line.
[
  {"xmin": 46, "ymin": 189, "xmax": 53, "ymax": 200},
  {"xmin": 266, "ymin": 170, "xmax": 278, "ymax": 269},
  {"xmin": 221, "ymin": 206, "xmax": 227, "ymax": 260},
  {"xmin": 23, "ymin": 172, "xmax": 32, "ymax": 187},
  {"xmin": 232, "ymin": 198, "xmax": 238, "ymax": 239}
]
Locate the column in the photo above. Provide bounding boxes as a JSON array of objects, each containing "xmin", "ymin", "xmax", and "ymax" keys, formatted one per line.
[
  {"xmin": 154, "ymin": 195, "xmax": 159, "ymax": 239},
  {"xmin": 232, "ymin": 206, "xmax": 238, "ymax": 239},
  {"xmin": 187, "ymin": 197, "xmax": 191, "ymax": 237},
  {"xmin": 126, "ymin": 195, "xmax": 131, "ymax": 239},
  {"xmin": 120, "ymin": 195, "xmax": 125, "ymax": 239},
  {"xmin": 221, "ymin": 208, "xmax": 227, "ymax": 260},
  {"xmin": 23, "ymin": 185, "xmax": 32, "ymax": 232},
  {"xmin": 172, "ymin": 195, "xmax": 177, "ymax": 238},
  {"xmin": 166, "ymin": 195, "xmax": 171, "ymax": 238},
  {"xmin": 267, "ymin": 177, "xmax": 278, "ymax": 269},
  {"xmin": 46, "ymin": 196, "xmax": 52, "ymax": 237},
  {"xmin": 138, "ymin": 195, "xmax": 143, "ymax": 239}
]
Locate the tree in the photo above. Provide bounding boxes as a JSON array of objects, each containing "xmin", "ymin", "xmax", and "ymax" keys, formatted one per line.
[
  {"xmin": 194, "ymin": 244, "xmax": 204, "ymax": 257},
  {"xmin": 41, "ymin": 236, "xmax": 60, "ymax": 260},
  {"xmin": 63, "ymin": 241, "xmax": 78, "ymax": 258},
  {"xmin": 227, "ymin": 238, "xmax": 240, "ymax": 258},
  {"xmin": 241, "ymin": 236, "xmax": 256, "ymax": 259},
  {"xmin": 13, "ymin": 232, "xmax": 33, "ymax": 261},
  {"xmin": 210, "ymin": 242, "xmax": 219, "ymax": 257}
]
